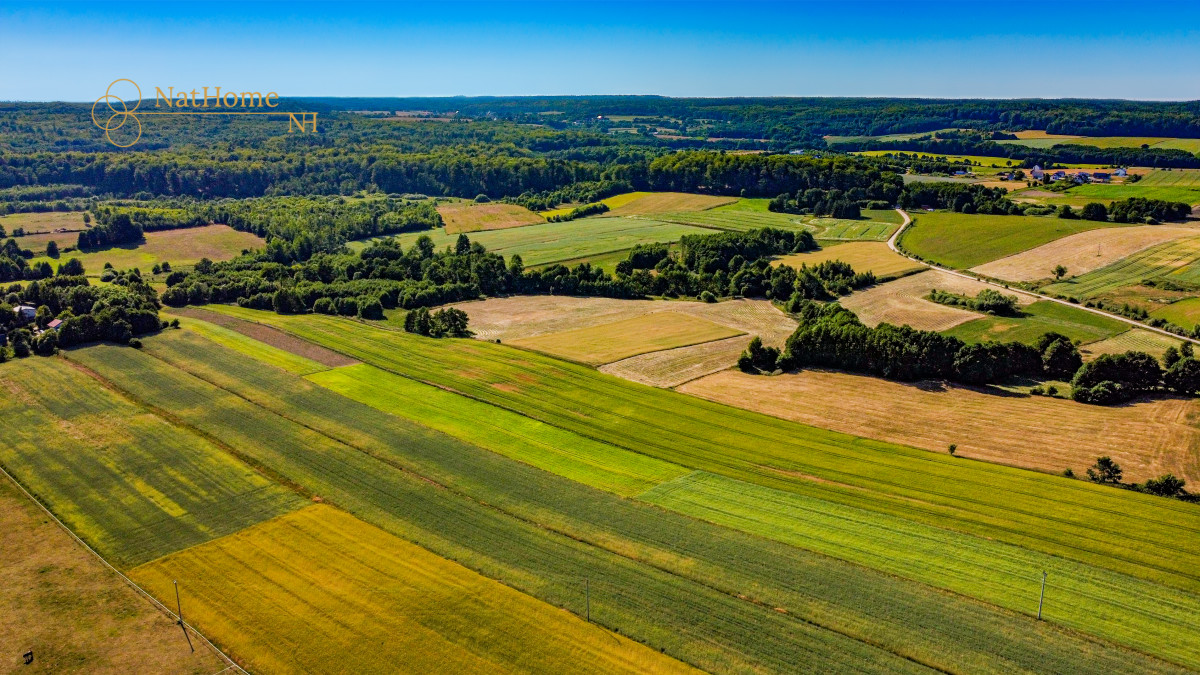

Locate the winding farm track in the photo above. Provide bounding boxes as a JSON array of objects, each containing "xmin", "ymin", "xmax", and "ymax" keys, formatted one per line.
[{"xmin": 888, "ymin": 208, "xmax": 1200, "ymax": 345}]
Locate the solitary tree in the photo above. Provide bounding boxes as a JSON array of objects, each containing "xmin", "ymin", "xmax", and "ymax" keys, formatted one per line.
[
  {"xmin": 1052, "ymin": 265, "xmax": 1068, "ymax": 280},
  {"xmin": 1087, "ymin": 456, "xmax": 1123, "ymax": 484},
  {"xmin": 45, "ymin": 240, "xmax": 59, "ymax": 258}
]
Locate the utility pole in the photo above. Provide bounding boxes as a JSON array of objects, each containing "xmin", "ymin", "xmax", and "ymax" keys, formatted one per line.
[
  {"xmin": 1037, "ymin": 571, "xmax": 1047, "ymax": 621},
  {"xmin": 175, "ymin": 580, "xmax": 195, "ymax": 652},
  {"xmin": 585, "ymin": 578, "xmax": 590, "ymax": 622}
]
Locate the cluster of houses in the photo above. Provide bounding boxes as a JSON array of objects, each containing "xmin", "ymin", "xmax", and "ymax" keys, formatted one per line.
[
  {"xmin": 0, "ymin": 304, "xmax": 60, "ymax": 347},
  {"xmin": 1029, "ymin": 165, "xmax": 1126, "ymax": 184}
]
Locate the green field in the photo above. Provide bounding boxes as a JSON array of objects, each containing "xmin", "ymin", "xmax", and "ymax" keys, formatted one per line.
[
  {"xmin": 651, "ymin": 203, "xmax": 902, "ymax": 240},
  {"xmin": 1042, "ymin": 237, "xmax": 1200, "ymax": 299},
  {"xmin": 370, "ymin": 217, "xmax": 713, "ymax": 267},
  {"xmin": 943, "ymin": 300, "xmax": 1130, "ymax": 345},
  {"xmin": 173, "ymin": 307, "xmax": 1200, "ymax": 669},
  {"xmin": 56, "ymin": 322, "xmax": 1194, "ymax": 672},
  {"xmin": 1046, "ymin": 169, "xmax": 1200, "ymax": 206},
  {"xmin": 0, "ymin": 357, "xmax": 303, "ymax": 567},
  {"xmin": 308, "ymin": 362, "xmax": 690, "ymax": 496},
  {"xmin": 1152, "ymin": 297, "xmax": 1200, "ymax": 330},
  {"xmin": 901, "ymin": 211, "xmax": 1120, "ymax": 268}
]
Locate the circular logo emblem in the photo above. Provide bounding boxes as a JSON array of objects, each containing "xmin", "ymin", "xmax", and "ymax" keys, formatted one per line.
[{"xmin": 92, "ymin": 79, "xmax": 142, "ymax": 147}]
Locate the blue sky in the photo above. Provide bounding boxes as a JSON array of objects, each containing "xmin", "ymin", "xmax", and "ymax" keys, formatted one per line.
[{"xmin": 2, "ymin": 1, "xmax": 1199, "ymax": 101}]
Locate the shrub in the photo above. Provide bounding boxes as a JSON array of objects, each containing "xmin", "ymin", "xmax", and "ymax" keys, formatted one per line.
[
  {"xmin": 1080, "ymin": 202, "xmax": 1108, "ymax": 222},
  {"xmin": 473, "ymin": 194, "xmax": 490, "ymax": 203},
  {"xmin": 128, "ymin": 338, "xmax": 143, "ymax": 349},
  {"xmin": 700, "ymin": 290, "xmax": 717, "ymax": 303},
  {"xmin": 1142, "ymin": 473, "xmax": 1186, "ymax": 497}
]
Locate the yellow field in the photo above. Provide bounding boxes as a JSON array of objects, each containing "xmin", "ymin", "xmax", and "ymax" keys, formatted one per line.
[
  {"xmin": 971, "ymin": 225, "xmax": 1200, "ymax": 282},
  {"xmin": 606, "ymin": 192, "xmax": 737, "ymax": 216},
  {"xmin": 131, "ymin": 506, "xmax": 693, "ymax": 675},
  {"xmin": 1011, "ymin": 130, "xmax": 1081, "ymax": 140},
  {"xmin": 437, "ymin": 202, "xmax": 545, "ymax": 234},
  {"xmin": 773, "ymin": 241, "xmax": 925, "ymax": 279},
  {"xmin": 679, "ymin": 369, "xmax": 1200, "ymax": 484},
  {"xmin": 510, "ymin": 311, "xmax": 743, "ymax": 365},
  {"xmin": 839, "ymin": 269, "xmax": 1037, "ymax": 331},
  {"xmin": 29, "ymin": 224, "xmax": 265, "ymax": 274},
  {"xmin": 0, "ymin": 210, "xmax": 87, "ymax": 234},
  {"xmin": 0, "ymin": 476, "xmax": 221, "ymax": 675},
  {"xmin": 452, "ymin": 296, "xmax": 795, "ymax": 343},
  {"xmin": 1080, "ymin": 328, "xmax": 1185, "ymax": 361},
  {"xmin": 598, "ymin": 335, "xmax": 752, "ymax": 387},
  {"xmin": 542, "ymin": 192, "xmax": 735, "ymax": 219}
]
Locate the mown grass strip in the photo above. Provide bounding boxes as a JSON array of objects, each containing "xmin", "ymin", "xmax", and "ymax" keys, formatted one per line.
[
  {"xmin": 307, "ymin": 363, "xmax": 688, "ymax": 496},
  {"xmin": 133, "ymin": 505, "xmax": 697, "ymax": 675},
  {"xmin": 0, "ymin": 356, "xmax": 303, "ymax": 567}
]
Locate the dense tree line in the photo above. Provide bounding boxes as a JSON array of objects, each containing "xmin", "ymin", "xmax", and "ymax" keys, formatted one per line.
[
  {"xmin": 898, "ymin": 182, "xmax": 1022, "ymax": 215},
  {"xmin": 505, "ymin": 179, "xmax": 633, "ymax": 211},
  {"xmin": 77, "ymin": 212, "xmax": 142, "ymax": 249}
]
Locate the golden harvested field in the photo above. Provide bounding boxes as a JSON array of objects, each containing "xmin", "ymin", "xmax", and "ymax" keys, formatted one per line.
[
  {"xmin": 604, "ymin": 192, "xmax": 737, "ymax": 216},
  {"xmin": 437, "ymin": 202, "xmax": 545, "ymax": 233},
  {"xmin": 30, "ymin": 225, "xmax": 265, "ymax": 274},
  {"xmin": 679, "ymin": 369, "xmax": 1200, "ymax": 484},
  {"xmin": 774, "ymin": 241, "xmax": 925, "ymax": 279},
  {"xmin": 0, "ymin": 210, "xmax": 87, "ymax": 234},
  {"xmin": 132, "ymin": 505, "xmax": 693, "ymax": 675},
  {"xmin": 510, "ymin": 311, "xmax": 744, "ymax": 365},
  {"xmin": 0, "ymin": 477, "xmax": 221, "ymax": 675},
  {"xmin": 599, "ymin": 335, "xmax": 753, "ymax": 387},
  {"xmin": 971, "ymin": 226, "xmax": 1200, "ymax": 282},
  {"xmin": 1080, "ymin": 328, "xmax": 1185, "ymax": 361},
  {"xmin": 840, "ymin": 269, "xmax": 1037, "ymax": 331},
  {"xmin": 1011, "ymin": 130, "xmax": 1080, "ymax": 140},
  {"xmin": 452, "ymin": 295, "xmax": 796, "ymax": 343}
]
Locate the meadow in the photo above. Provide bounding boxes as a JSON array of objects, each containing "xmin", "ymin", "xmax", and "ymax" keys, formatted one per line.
[
  {"xmin": 1041, "ymin": 236, "xmax": 1200, "ymax": 299},
  {"xmin": 0, "ymin": 356, "xmax": 304, "ymax": 567},
  {"xmin": 0, "ymin": 210, "xmax": 87, "ymax": 233},
  {"xmin": 650, "ymin": 203, "xmax": 902, "ymax": 240},
  {"xmin": 542, "ymin": 191, "xmax": 736, "ymax": 219},
  {"xmin": 774, "ymin": 241, "xmax": 924, "ymax": 279},
  {"xmin": 1079, "ymin": 328, "xmax": 1184, "ymax": 361},
  {"xmin": 133, "ymin": 505, "xmax": 693, "ymax": 675},
  {"xmin": 28, "ymin": 224, "xmax": 265, "ymax": 275},
  {"xmin": 943, "ymin": 300, "xmax": 1129, "ymax": 345},
  {"xmin": 1002, "ymin": 133, "xmax": 1200, "ymax": 153},
  {"xmin": 679, "ymin": 368, "xmax": 1200, "ymax": 485},
  {"xmin": 437, "ymin": 201, "xmax": 545, "ymax": 233},
  {"xmin": 1152, "ymin": 296, "xmax": 1200, "ymax": 330},
  {"xmin": 901, "ymin": 211, "xmax": 1121, "ymax": 269},
  {"xmin": 163, "ymin": 308, "xmax": 1200, "ymax": 668},
  {"xmin": 971, "ymin": 225, "xmax": 1199, "ymax": 283},
  {"xmin": 509, "ymin": 311, "xmax": 743, "ymax": 365},
  {"xmin": 77, "ymin": 324, "xmax": 1198, "ymax": 672},
  {"xmin": 382, "ymin": 216, "xmax": 713, "ymax": 267},
  {"xmin": 0, "ymin": 474, "xmax": 222, "ymax": 675}
]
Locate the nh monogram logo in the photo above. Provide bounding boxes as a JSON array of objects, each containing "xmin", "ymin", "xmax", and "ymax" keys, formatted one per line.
[{"xmin": 288, "ymin": 112, "xmax": 319, "ymax": 133}]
